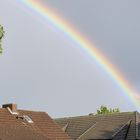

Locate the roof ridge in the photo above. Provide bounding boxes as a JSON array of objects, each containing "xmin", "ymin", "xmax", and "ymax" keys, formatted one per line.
[
  {"xmin": 111, "ymin": 120, "xmax": 132, "ymax": 138},
  {"xmin": 55, "ymin": 111, "xmax": 137, "ymax": 120},
  {"xmin": 18, "ymin": 109, "xmax": 46, "ymax": 113},
  {"xmin": 76, "ymin": 122, "xmax": 96, "ymax": 140},
  {"xmin": 124, "ymin": 120, "xmax": 132, "ymax": 140},
  {"xmin": 62, "ymin": 123, "xmax": 69, "ymax": 132}
]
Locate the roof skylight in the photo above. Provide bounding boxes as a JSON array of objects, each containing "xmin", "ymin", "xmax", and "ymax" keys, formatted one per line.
[{"xmin": 23, "ymin": 115, "xmax": 34, "ymax": 123}]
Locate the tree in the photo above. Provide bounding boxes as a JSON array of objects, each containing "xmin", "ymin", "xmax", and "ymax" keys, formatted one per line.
[
  {"xmin": 96, "ymin": 105, "xmax": 120, "ymax": 114},
  {"xmin": 0, "ymin": 25, "xmax": 5, "ymax": 53}
]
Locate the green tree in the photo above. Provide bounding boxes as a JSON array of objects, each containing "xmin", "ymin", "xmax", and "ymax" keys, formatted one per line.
[
  {"xmin": 0, "ymin": 25, "xmax": 5, "ymax": 53},
  {"xmin": 96, "ymin": 105, "xmax": 120, "ymax": 114}
]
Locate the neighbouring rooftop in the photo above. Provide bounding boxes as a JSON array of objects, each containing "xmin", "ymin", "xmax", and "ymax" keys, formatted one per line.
[{"xmin": 55, "ymin": 111, "xmax": 140, "ymax": 140}]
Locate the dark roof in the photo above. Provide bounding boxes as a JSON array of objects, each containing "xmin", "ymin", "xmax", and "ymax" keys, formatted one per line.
[
  {"xmin": 55, "ymin": 112, "xmax": 140, "ymax": 140},
  {"xmin": 0, "ymin": 107, "xmax": 71, "ymax": 140}
]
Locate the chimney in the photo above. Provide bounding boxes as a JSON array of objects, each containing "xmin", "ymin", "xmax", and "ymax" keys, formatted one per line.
[{"xmin": 2, "ymin": 103, "xmax": 17, "ymax": 112}]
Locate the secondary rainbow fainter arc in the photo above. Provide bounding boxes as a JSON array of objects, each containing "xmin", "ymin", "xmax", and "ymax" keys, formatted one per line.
[{"xmin": 20, "ymin": 0, "xmax": 140, "ymax": 110}]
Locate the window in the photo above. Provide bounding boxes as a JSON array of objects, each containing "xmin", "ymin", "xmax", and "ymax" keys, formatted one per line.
[{"xmin": 23, "ymin": 115, "xmax": 34, "ymax": 123}]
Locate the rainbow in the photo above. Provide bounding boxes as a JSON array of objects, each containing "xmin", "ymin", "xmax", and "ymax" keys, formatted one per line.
[{"xmin": 20, "ymin": 0, "xmax": 140, "ymax": 109}]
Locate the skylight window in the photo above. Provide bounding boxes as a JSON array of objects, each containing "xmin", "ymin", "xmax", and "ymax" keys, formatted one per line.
[
  {"xmin": 23, "ymin": 115, "xmax": 34, "ymax": 123},
  {"xmin": 16, "ymin": 115, "xmax": 34, "ymax": 123}
]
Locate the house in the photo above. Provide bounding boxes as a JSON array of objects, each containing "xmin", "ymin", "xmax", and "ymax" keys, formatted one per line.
[
  {"xmin": 55, "ymin": 112, "xmax": 140, "ymax": 140},
  {"xmin": 0, "ymin": 103, "xmax": 71, "ymax": 140}
]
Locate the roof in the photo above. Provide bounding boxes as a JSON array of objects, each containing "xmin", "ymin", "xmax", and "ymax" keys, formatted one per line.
[
  {"xmin": 0, "ymin": 106, "xmax": 71, "ymax": 140},
  {"xmin": 0, "ymin": 108, "xmax": 51, "ymax": 140},
  {"xmin": 55, "ymin": 112, "xmax": 140, "ymax": 140},
  {"xmin": 18, "ymin": 110, "xmax": 71, "ymax": 140}
]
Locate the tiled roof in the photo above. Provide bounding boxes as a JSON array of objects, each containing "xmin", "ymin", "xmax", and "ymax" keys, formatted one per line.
[
  {"xmin": 0, "ymin": 106, "xmax": 71, "ymax": 140},
  {"xmin": 18, "ymin": 110, "xmax": 71, "ymax": 140},
  {"xmin": 0, "ymin": 108, "xmax": 51, "ymax": 140},
  {"xmin": 55, "ymin": 112, "xmax": 140, "ymax": 140}
]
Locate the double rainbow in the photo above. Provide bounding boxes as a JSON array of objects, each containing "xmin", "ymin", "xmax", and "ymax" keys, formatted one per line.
[{"xmin": 20, "ymin": 0, "xmax": 140, "ymax": 109}]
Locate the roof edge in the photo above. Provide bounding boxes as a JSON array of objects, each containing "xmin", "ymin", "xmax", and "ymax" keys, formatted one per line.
[
  {"xmin": 76, "ymin": 123, "xmax": 97, "ymax": 140},
  {"xmin": 111, "ymin": 120, "xmax": 132, "ymax": 138}
]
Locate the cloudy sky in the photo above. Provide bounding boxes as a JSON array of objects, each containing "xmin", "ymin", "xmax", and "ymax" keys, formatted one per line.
[{"xmin": 0, "ymin": 0, "xmax": 140, "ymax": 117}]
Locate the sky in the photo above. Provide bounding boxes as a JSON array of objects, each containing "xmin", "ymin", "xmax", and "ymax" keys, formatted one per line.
[{"xmin": 0, "ymin": 0, "xmax": 140, "ymax": 117}]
